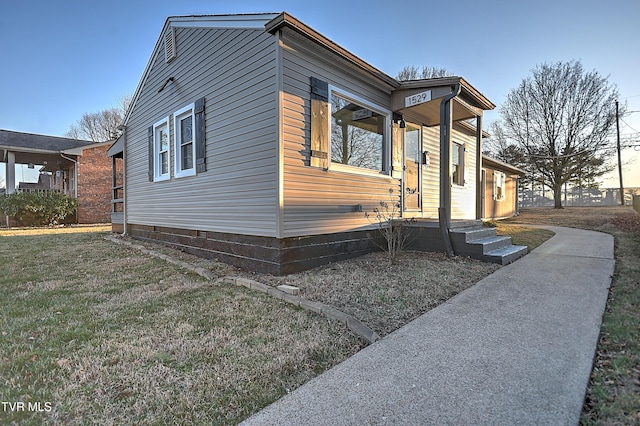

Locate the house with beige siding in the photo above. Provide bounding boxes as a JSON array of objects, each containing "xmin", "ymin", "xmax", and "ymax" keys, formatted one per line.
[
  {"xmin": 110, "ymin": 12, "xmax": 526, "ymax": 274},
  {"xmin": 482, "ymin": 155, "xmax": 525, "ymax": 220}
]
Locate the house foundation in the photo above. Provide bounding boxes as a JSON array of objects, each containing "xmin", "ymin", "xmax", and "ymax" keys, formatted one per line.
[{"xmin": 128, "ymin": 224, "xmax": 387, "ymax": 275}]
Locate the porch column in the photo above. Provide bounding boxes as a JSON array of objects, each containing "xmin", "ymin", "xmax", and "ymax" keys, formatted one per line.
[
  {"xmin": 5, "ymin": 151, "xmax": 15, "ymax": 194},
  {"xmin": 438, "ymin": 84, "xmax": 460, "ymax": 257},
  {"xmin": 476, "ymin": 114, "xmax": 483, "ymax": 220}
]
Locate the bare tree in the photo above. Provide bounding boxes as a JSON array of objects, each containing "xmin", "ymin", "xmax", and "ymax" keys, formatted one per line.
[
  {"xmin": 396, "ymin": 65, "xmax": 453, "ymax": 81},
  {"xmin": 66, "ymin": 94, "xmax": 131, "ymax": 142},
  {"xmin": 331, "ymin": 122, "xmax": 383, "ymax": 170},
  {"xmin": 498, "ymin": 60, "xmax": 619, "ymax": 208},
  {"xmin": 330, "ymin": 95, "xmax": 384, "ymax": 170}
]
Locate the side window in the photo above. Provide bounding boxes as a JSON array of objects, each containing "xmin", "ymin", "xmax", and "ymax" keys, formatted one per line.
[
  {"xmin": 452, "ymin": 142, "xmax": 464, "ymax": 186},
  {"xmin": 147, "ymin": 97, "xmax": 205, "ymax": 182},
  {"xmin": 153, "ymin": 118, "xmax": 170, "ymax": 181},
  {"xmin": 174, "ymin": 103, "xmax": 196, "ymax": 178}
]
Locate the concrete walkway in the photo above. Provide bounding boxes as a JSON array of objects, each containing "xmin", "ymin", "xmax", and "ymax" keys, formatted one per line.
[{"xmin": 242, "ymin": 226, "xmax": 614, "ymax": 426}]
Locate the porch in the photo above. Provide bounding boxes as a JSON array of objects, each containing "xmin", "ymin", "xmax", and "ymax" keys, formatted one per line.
[
  {"xmin": 0, "ymin": 130, "xmax": 89, "ymax": 196},
  {"xmin": 107, "ymin": 136, "xmax": 124, "ymax": 233},
  {"xmin": 390, "ymin": 77, "xmax": 526, "ymax": 263},
  {"xmin": 0, "ymin": 129, "xmax": 113, "ymax": 225}
]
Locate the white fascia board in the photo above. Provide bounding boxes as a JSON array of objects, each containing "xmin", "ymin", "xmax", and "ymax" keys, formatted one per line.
[
  {"xmin": 0, "ymin": 145, "xmax": 58, "ymax": 155},
  {"xmin": 62, "ymin": 141, "xmax": 112, "ymax": 156},
  {"xmin": 169, "ymin": 13, "xmax": 280, "ymax": 29}
]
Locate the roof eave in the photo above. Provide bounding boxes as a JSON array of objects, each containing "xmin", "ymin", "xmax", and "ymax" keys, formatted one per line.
[
  {"xmin": 0, "ymin": 145, "xmax": 62, "ymax": 155},
  {"xmin": 482, "ymin": 154, "xmax": 526, "ymax": 175},
  {"xmin": 398, "ymin": 76, "xmax": 495, "ymax": 111},
  {"xmin": 265, "ymin": 12, "xmax": 398, "ymax": 90}
]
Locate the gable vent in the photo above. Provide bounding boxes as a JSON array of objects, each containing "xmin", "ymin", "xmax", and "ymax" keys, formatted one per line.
[{"xmin": 164, "ymin": 27, "xmax": 176, "ymax": 63}]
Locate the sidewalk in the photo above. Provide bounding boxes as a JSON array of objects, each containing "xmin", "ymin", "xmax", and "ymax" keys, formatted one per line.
[{"xmin": 242, "ymin": 226, "xmax": 614, "ymax": 425}]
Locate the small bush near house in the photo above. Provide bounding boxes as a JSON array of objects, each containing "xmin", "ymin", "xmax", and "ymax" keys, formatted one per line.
[
  {"xmin": 365, "ymin": 188, "xmax": 416, "ymax": 265},
  {"xmin": 0, "ymin": 191, "xmax": 77, "ymax": 226}
]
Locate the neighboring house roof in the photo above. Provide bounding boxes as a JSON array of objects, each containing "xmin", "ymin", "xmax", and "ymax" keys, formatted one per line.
[
  {"xmin": 1, "ymin": 129, "xmax": 112, "ymax": 169},
  {"xmin": 0, "ymin": 129, "xmax": 97, "ymax": 155},
  {"xmin": 482, "ymin": 154, "xmax": 526, "ymax": 176}
]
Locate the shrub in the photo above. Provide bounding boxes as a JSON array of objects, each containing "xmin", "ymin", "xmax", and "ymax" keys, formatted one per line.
[
  {"xmin": 0, "ymin": 191, "xmax": 77, "ymax": 226},
  {"xmin": 365, "ymin": 188, "xmax": 416, "ymax": 265}
]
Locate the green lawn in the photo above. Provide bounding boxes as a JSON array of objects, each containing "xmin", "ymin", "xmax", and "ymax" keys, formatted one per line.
[{"xmin": 0, "ymin": 230, "xmax": 362, "ymax": 425}]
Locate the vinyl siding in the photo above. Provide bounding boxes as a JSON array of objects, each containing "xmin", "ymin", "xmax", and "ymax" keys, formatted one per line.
[
  {"xmin": 483, "ymin": 169, "xmax": 518, "ymax": 219},
  {"xmin": 421, "ymin": 124, "xmax": 441, "ymax": 219},
  {"xmin": 450, "ymin": 129, "xmax": 478, "ymax": 220},
  {"xmin": 393, "ymin": 120, "xmax": 477, "ymax": 221},
  {"xmin": 125, "ymin": 27, "xmax": 279, "ymax": 237},
  {"xmin": 279, "ymin": 29, "xmax": 400, "ymax": 237}
]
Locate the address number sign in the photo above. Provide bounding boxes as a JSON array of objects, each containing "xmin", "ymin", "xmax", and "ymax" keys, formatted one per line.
[{"xmin": 404, "ymin": 90, "xmax": 432, "ymax": 108}]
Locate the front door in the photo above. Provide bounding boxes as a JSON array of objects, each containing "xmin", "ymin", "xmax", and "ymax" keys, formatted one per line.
[{"xmin": 403, "ymin": 123, "xmax": 421, "ymax": 211}]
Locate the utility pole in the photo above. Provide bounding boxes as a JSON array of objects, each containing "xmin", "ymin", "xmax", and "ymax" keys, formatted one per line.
[{"xmin": 616, "ymin": 100, "xmax": 625, "ymax": 206}]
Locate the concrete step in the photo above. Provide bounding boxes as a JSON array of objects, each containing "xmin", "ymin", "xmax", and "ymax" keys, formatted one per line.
[
  {"xmin": 483, "ymin": 244, "xmax": 528, "ymax": 265},
  {"xmin": 455, "ymin": 235, "xmax": 514, "ymax": 257},
  {"xmin": 450, "ymin": 227, "xmax": 500, "ymax": 244},
  {"xmin": 449, "ymin": 225, "xmax": 528, "ymax": 265}
]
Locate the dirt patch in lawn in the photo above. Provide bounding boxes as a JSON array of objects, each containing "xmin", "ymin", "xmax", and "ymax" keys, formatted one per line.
[{"xmin": 237, "ymin": 251, "xmax": 500, "ymax": 337}]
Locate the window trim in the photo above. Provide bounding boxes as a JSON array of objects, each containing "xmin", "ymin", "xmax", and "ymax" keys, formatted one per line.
[
  {"xmin": 327, "ymin": 86, "xmax": 391, "ymax": 176},
  {"xmin": 153, "ymin": 117, "xmax": 170, "ymax": 182},
  {"xmin": 452, "ymin": 141, "xmax": 465, "ymax": 186},
  {"xmin": 173, "ymin": 103, "xmax": 196, "ymax": 178},
  {"xmin": 493, "ymin": 171, "xmax": 506, "ymax": 201}
]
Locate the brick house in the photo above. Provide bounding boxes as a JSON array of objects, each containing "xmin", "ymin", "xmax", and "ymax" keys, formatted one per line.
[
  {"xmin": 75, "ymin": 144, "xmax": 113, "ymax": 223},
  {"xmin": 1, "ymin": 129, "xmax": 113, "ymax": 225}
]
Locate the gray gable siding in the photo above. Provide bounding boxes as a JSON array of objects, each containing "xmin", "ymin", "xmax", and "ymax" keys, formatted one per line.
[
  {"xmin": 125, "ymin": 26, "xmax": 280, "ymax": 236},
  {"xmin": 279, "ymin": 29, "xmax": 402, "ymax": 237}
]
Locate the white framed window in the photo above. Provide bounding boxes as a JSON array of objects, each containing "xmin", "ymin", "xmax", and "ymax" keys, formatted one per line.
[
  {"xmin": 153, "ymin": 117, "xmax": 170, "ymax": 181},
  {"xmin": 174, "ymin": 103, "xmax": 196, "ymax": 178},
  {"xmin": 452, "ymin": 142, "xmax": 464, "ymax": 186},
  {"xmin": 329, "ymin": 87, "xmax": 390, "ymax": 175},
  {"xmin": 494, "ymin": 171, "xmax": 506, "ymax": 200}
]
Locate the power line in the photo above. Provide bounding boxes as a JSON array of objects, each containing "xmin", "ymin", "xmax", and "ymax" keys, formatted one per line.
[{"xmin": 621, "ymin": 118, "xmax": 639, "ymax": 133}]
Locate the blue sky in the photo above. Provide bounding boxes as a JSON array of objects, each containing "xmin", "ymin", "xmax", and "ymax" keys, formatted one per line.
[{"xmin": 2, "ymin": 0, "xmax": 639, "ymax": 187}]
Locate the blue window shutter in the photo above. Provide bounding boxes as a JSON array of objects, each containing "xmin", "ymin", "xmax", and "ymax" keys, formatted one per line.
[
  {"xmin": 310, "ymin": 77, "xmax": 329, "ymax": 168},
  {"xmin": 310, "ymin": 76, "xmax": 328, "ymax": 102},
  {"xmin": 194, "ymin": 97, "xmax": 206, "ymax": 173},
  {"xmin": 148, "ymin": 126, "xmax": 154, "ymax": 181}
]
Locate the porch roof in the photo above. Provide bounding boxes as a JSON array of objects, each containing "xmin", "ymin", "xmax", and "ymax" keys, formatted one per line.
[
  {"xmin": 107, "ymin": 135, "xmax": 124, "ymax": 157},
  {"xmin": 0, "ymin": 129, "xmax": 96, "ymax": 164},
  {"xmin": 392, "ymin": 77, "xmax": 496, "ymax": 125},
  {"xmin": 482, "ymin": 155, "xmax": 526, "ymax": 176}
]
